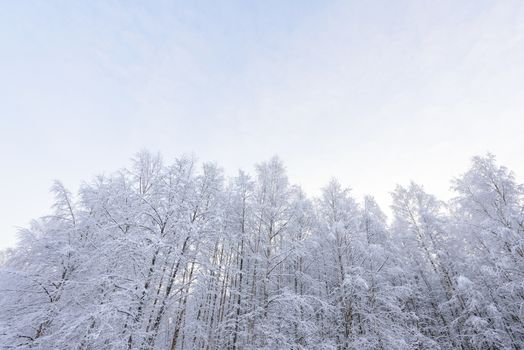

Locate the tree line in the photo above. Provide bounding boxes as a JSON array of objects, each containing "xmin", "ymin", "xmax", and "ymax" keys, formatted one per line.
[{"xmin": 0, "ymin": 152, "xmax": 523, "ymax": 349}]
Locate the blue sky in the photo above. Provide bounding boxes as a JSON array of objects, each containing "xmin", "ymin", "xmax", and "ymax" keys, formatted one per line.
[{"xmin": 1, "ymin": 0, "xmax": 524, "ymax": 249}]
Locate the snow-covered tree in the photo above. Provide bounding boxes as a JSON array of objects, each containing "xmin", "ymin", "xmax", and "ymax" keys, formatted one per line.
[{"xmin": 1, "ymin": 152, "xmax": 523, "ymax": 349}]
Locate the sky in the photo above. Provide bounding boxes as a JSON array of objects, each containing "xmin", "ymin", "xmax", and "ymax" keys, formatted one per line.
[{"xmin": 1, "ymin": 0, "xmax": 524, "ymax": 250}]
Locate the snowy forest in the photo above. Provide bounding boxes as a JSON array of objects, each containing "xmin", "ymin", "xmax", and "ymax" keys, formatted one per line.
[{"xmin": 0, "ymin": 152, "xmax": 523, "ymax": 350}]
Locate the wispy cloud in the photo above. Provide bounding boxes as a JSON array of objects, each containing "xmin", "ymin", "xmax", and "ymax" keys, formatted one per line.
[{"xmin": 1, "ymin": 0, "xmax": 523, "ymax": 249}]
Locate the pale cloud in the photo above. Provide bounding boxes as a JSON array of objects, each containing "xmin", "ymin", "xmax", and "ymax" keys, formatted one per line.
[{"xmin": 1, "ymin": 0, "xmax": 524, "ymax": 249}]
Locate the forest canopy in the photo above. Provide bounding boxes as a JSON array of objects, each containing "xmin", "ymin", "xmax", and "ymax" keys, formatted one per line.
[{"xmin": 1, "ymin": 152, "xmax": 523, "ymax": 349}]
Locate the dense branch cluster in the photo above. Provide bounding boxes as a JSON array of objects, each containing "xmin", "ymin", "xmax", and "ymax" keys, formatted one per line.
[{"xmin": 1, "ymin": 152, "xmax": 523, "ymax": 349}]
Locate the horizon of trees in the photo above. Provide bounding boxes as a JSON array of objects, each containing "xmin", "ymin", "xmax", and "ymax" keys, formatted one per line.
[{"xmin": 0, "ymin": 152, "xmax": 523, "ymax": 349}]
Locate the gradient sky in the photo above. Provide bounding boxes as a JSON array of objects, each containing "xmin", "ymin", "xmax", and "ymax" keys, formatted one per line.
[{"xmin": 1, "ymin": 0, "xmax": 524, "ymax": 250}]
